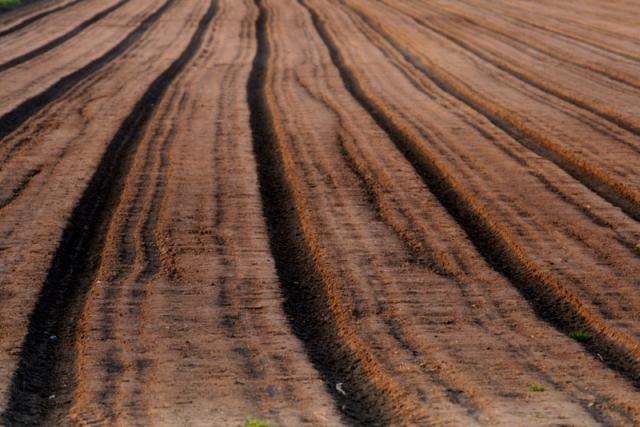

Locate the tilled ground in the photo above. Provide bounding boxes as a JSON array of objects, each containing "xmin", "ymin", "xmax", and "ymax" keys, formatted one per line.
[{"xmin": 0, "ymin": 0, "xmax": 639, "ymax": 425}]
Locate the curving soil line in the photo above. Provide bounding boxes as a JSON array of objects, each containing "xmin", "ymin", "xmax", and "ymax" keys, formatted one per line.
[
  {"xmin": 0, "ymin": 0, "xmax": 84, "ymax": 37},
  {"xmin": 408, "ymin": 0, "xmax": 640, "ymax": 92},
  {"xmin": 378, "ymin": 0, "xmax": 640, "ymax": 138},
  {"xmin": 300, "ymin": 0, "xmax": 640, "ymax": 387},
  {"xmin": 0, "ymin": 0, "xmax": 219, "ymax": 424},
  {"xmin": 0, "ymin": 0, "xmax": 176, "ymax": 141},
  {"xmin": 339, "ymin": 1, "xmax": 640, "ymax": 224},
  {"xmin": 0, "ymin": 0, "xmax": 130, "ymax": 73},
  {"xmin": 469, "ymin": 0, "xmax": 640, "ymax": 65},
  {"xmin": 247, "ymin": 0, "xmax": 428, "ymax": 424},
  {"xmin": 0, "ymin": 167, "xmax": 40, "ymax": 210}
]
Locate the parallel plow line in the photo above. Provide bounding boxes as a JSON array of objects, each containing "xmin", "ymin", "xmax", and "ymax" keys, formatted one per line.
[
  {"xmin": 0, "ymin": 1, "xmax": 219, "ymax": 423},
  {"xmin": 302, "ymin": 0, "xmax": 640, "ymax": 388},
  {"xmin": 0, "ymin": 0, "xmax": 84, "ymax": 38},
  {"xmin": 319, "ymin": 1, "xmax": 632, "ymax": 239},
  {"xmin": 0, "ymin": 0, "xmax": 176, "ymax": 141},
  {"xmin": 397, "ymin": 0, "xmax": 640, "ymax": 92},
  {"xmin": 0, "ymin": 0, "xmax": 131, "ymax": 73},
  {"xmin": 339, "ymin": 0, "xmax": 640, "ymax": 224},
  {"xmin": 292, "ymin": 73, "xmax": 486, "ymax": 420},
  {"xmin": 381, "ymin": 0, "xmax": 640, "ymax": 138},
  {"xmin": 464, "ymin": 0, "xmax": 640, "ymax": 65},
  {"xmin": 0, "ymin": 167, "xmax": 40, "ymax": 211},
  {"xmin": 247, "ymin": 0, "xmax": 428, "ymax": 424}
]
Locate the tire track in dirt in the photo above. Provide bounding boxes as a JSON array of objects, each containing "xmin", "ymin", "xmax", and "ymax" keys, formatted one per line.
[
  {"xmin": 202, "ymin": 22, "xmax": 297, "ymax": 410},
  {"xmin": 196, "ymin": 6, "xmax": 343, "ymax": 420},
  {"xmin": 301, "ymin": 0, "xmax": 640, "ymax": 388},
  {"xmin": 0, "ymin": 0, "xmax": 84, "ymax": 38},
  {"xmin": 338, "ymin": 1, "xmax": 640, "ymax": 225},
  {"xmin": 0, "ymin": 1, "xmax": 219, "ymax": 423},
  {"xmin": 0, "ymin": 0, "xmax": 130, "ymax": 73},
  {"xmin": 0, "ymin": 0, "xmax": 176, "ymax": 142},
  {"xmin": 247, "ymin": 0, "xmax": 428, "ymax": 424},
  {"xmin": 81, "ymin": 85, "xmax": 184, "ymax": 421}
]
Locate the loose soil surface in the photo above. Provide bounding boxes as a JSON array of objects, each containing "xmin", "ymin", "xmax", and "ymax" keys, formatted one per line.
[{"xmin": 1, "ymin": 0, "xmax": 639, "ymax": 425}]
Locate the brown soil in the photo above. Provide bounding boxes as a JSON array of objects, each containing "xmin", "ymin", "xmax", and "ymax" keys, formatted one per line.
[{"xmin": 0, "ymin": 0, "xmax": 639, "ymax": 425}]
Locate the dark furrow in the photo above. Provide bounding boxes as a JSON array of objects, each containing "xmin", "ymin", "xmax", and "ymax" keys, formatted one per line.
[
  {"xmin": 327, "ymin": 2, "xmax": 635, "ymax": 237},
  {"xmin": 380, "ymin": 1, "xmax": 640, "ymax": 138},
  {"xmin": 299, "ymin": 0, "xmax": 640, "ymax": 389},
  {"xmin": 481, "ymin": 0, "xmax": 640, "ymax": 65},
  {"xmin": 0, "ymin": 0, "xmax": 203, "ymax": 167},
  {"xmin": 135, "ymin": 0, "xmax": 221, "ymax": 283},
  {"xmin": 292, "ymin": 74, "xmax": 482, "ymax": 418},
  {"xmin": 444, "ymin": 0, "xmax": 640, "ymax": 61},
  {"xmin": 340, "ymin": 1, "xmax": 640, "ymax": 224},
  {"xmin": 90, "ymin": 85, "xmax": 182, "ymax": 417},
  {"xmin": 0, "ymin": 1, "xmax": 219, "ymax": 424},
  {"xmin": 86, "ymin": 91, "xmax": 185, "ymax": 417},
  {"xmin": 135, "ymin": 97, "xmax": 182, "ymax": 282},
  {"xmin": 402, "ymin": 0, "xmax": 640, "ymax": 92},
  {"xmin": 0, "ymin": 0, "xmax": 131, "ymax": 73},
  {"xmin": 293, "ymin": 72, "xmax": 456, "ymax": 274},
  {"xmin": 247, "ymin": 0, "xmax": 427, "ymax": 425},
  {"xmin": 293, "ymin": 32, "xmax": 640, "ymax": 426},
  {"xmin": 0, "ymin": 0, "xmax": 84, "ymax": 38},
  {"xmin": 498, "ymin": 0, "xmax": 640, "ymax": 46},
  {"xmin": 0, "ymin": 167, "xmax": 40, "ymax": 210},
  {"xmin": 0, "ymin": 0, "xmax": 176, "ymax": 142},
  {"xmin": 552, "ymin": 16, "xmax": 640, "ymax": 48},
  {"xmin": 530, "ymin": 171, "xmax": 613, "ymax": 229}
]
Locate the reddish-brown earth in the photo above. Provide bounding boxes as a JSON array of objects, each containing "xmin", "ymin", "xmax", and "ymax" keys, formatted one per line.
[{"xmin": 0, "ymin": 0, "xmax": 639, "ymax": 425}]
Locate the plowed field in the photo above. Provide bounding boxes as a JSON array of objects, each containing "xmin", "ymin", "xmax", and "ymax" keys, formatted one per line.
[{"xmin": 1, "ymin": 0, "xmax": 639, "ymax": 425}]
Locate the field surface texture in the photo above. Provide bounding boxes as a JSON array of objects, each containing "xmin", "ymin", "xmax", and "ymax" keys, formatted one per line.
[{"xmin": 0, "ymin": 0, "xmax": 640, "ymax": 425}]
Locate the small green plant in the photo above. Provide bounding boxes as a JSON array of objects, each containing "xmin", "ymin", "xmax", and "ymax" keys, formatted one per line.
[
  {"xmin": 243, "ymin": 419, "xmax": 270, "ymax": 427},
  {"xmin": 569, "ymin": 330, "xmax": 592, "ymax": 343},
  {"xmin": 0, "ymin": 0, "xmax": 21, "ymax": 7},
  {"xmin": 528, "ymin": 385, "xmax": 545, "ymax": 392}
]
